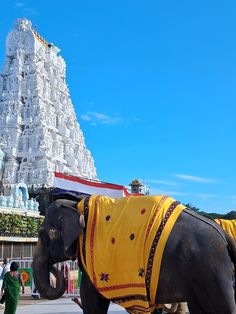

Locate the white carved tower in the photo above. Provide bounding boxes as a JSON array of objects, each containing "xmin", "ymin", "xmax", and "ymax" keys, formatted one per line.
[{"xmin": 0, "ymin": 18, "xmax": 97, "ymax": 189}]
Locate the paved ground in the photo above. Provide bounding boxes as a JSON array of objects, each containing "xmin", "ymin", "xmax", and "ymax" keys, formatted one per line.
[
  {"xmin": 0, "ymin": 296, "xmax": 190, "ymax": 313},
  {"xmin": 0, "ymin": 297, "xmax": 127, "ymax": 314}
]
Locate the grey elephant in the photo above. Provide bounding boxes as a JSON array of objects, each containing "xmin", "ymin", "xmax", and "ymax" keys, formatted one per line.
[{"xmin": 33, "ymin": 195, "xmax": 236, "ymax": 314}]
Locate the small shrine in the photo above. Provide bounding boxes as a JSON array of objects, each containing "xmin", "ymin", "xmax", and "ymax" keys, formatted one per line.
[
  {"xmin": 0, "ymin": 183, "xmax": 39, "ymax": 212},
  {"xmin": 129, "ymin": 179, "xmax": 143, "ymax": 194}
]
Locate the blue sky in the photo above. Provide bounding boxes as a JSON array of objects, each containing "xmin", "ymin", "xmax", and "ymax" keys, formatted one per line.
[{"xmin": 0, "ymin": 1, "xmax": 236, "ymax": 213}]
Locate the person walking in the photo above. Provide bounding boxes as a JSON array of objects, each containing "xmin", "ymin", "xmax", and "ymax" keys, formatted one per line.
[
  {"xmin": 0, "ymin": 263, "xmax": 3, "ymax": 290},
  {"xmin": 0, "ymin": 258, "xmax": 11, "ymax": 298},
  {"xmin": 61, "ymin": 262, "xmax": 72, "ymax": 293},
  {"xmin": 1, "ymin": 261, "xmax": 24, "ymax": 314},
  {"xmin": 1, "ymin": 258, "xmax": 11, "ymax": 278}
]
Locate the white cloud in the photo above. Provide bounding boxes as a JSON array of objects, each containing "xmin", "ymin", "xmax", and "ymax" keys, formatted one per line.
[
  {"xmin": 195, "ymin": 193, "xmax": 217, "ymax": 199},
  {"xmin": 146, "ymin": 179, "xmax": 178, "ymax": 187},
  {"xmin": 23, "ymin": 7, "xmax": 39, "ymax": 16},
  {"xmin": 80, "ymin": 111, "xmax": 123, "ymax": 126},
  {"xmin": 174, "ymin": 174, "xmax": 219, "ymax": 184},
  {"xmin": 14, "ymin": 2, "xmax": 39, "ymax": 16},
  {"xmin": 150, "ymin": 188, "xmax": 189, "ymax": 197},
  {"xmin": 15, "ymin": 2, "xmax": 24, "ymax": 7},
  {"xmin": 80, "ymin": 114, "xmax": 92, "ymax": 122}
]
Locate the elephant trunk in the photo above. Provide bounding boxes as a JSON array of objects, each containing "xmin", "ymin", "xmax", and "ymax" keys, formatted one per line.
[{"xmin": 32, "ymin": 241, "xmax": 66, "ymax": 300}]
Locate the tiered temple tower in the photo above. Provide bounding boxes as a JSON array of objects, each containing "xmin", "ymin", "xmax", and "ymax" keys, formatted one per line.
[{"xmin": 0, "ymin": 18, "xmax": 97, "ymax": 191}]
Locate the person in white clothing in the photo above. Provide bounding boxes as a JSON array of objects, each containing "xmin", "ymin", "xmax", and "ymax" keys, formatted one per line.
[
  {"xmin": 0, "ymin": 258, "xmax": 10, "ymax": 308},
  {"xmin": 1, "ymin": 258, "xmax": 11, "ymax": 284},
  {"xmin": 0, "ymin": 263, "xmax": 3, "ymax": 290}
]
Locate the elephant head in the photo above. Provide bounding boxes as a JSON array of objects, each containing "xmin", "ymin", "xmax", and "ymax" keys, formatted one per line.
[{"xmin": 33, "ymin": 199, "xmax": 85, "ymax": 299}]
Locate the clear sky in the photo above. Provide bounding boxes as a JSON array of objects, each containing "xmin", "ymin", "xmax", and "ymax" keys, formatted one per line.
[{"xmin": 0, "ymin": 0, "xmax": 236, "ymax": 213}]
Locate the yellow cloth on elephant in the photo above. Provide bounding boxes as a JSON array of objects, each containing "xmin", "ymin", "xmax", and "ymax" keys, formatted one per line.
[
  {"xmin": 77, "ymin": 195, "xmax": 186, "ymax": 314},
  {"xmin": 215, "ymin": 219, "xmax": 236, "ymax": 241}
]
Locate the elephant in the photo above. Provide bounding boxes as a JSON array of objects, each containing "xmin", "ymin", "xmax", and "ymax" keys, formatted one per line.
[{"xmin": 33, "ymin": 195, "xmax": 236, "ymax": 314}]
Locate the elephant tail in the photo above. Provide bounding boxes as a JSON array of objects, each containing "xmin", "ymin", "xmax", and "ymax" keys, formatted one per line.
[{"xmin": 225, "ymin": 231, "xmax": 236, "ymax": 302}]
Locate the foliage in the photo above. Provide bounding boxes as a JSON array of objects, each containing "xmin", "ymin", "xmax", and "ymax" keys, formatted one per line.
[
  {"xmin": 0, "ymin": 213, "xmax": 44, "ymax": 237},
  {"xmin": 185, "ymin": 203, "xmax": 200, "ymax": 212},
  {"xmin": 184, "ymin": 204, "xmax": 236, "ymax": 220},
  {"xmin": 223, "ymin": 211, "xmax": 236, "ymax": 219}
]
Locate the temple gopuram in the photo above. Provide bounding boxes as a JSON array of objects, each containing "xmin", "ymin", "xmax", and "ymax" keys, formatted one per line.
[
  {"xmin": 0, "ymin": 18, "xmax": 97, "ymax": 213},
  {"xmin": 0, "ymin": 18, "xmax": 97, "ymax": 259}
]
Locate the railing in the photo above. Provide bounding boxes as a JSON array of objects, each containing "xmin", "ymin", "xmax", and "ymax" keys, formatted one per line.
[{"xmin": 12, "ymin": 259, "xmax": 81, "ymax": 297}]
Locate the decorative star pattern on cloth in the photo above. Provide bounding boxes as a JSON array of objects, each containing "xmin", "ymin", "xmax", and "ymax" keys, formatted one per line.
[
  {"xmin": 77, "ymin": 195, "xmax": 186, "ymax": 314},
  {"xmin": 138, "ymin": 267, "xmax": 145, "ymax": 278},
  {"xmin": 100, "ymin": 273, "xmax": 110, "ymax": 282}
]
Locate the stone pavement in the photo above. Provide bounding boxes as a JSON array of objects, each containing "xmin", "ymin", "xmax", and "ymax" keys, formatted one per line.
[
  {"xmin": 0, "ymin": 297, "xmax": 126, "ymax": 314},
  {"xmin": 0, "ymin": 296, "xmax": 190, "ymax": 314}
]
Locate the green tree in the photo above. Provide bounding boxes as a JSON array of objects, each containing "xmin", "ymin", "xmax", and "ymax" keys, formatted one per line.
[
  {"xmin": 184, "ymin": 203, "xmax": 236, "ymax": 220},
  {"xmin": 184, "ymin": 203, "xmax": 200, "ymax": 212},
  {"xmin": 224, "ymin": 211, "xmax": 236, "ymax": 219}
]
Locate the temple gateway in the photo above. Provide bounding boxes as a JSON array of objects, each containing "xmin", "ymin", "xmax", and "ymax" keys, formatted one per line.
[
  {"xmin": 0, "ymin": 18, "xmax": 99, "ymax": 259},
  {"xmin": 0, "ymin": 18, "xmax": 97, "ymax": 188},
  {"xmin": 0, "ymin": 18, "xmax": 97, "ymax": 213}
]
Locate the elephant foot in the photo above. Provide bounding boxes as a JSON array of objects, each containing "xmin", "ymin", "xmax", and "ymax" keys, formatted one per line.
[{"xmin": 72, "ymin": 297, "xmax": 83, "ymax": 309}]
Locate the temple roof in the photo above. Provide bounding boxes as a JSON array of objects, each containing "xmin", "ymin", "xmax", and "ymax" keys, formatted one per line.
[
  {"xmin": 32, "ymin": 29, "xmax": 52, "ymax": 48},
  {"xmin": 129, "ymin": 179, "xmax": 143, "ymax": 186}
]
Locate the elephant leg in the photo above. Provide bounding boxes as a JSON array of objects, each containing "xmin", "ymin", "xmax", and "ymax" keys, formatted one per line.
[
  {"xmin": 187, "ymin": 302, "xmax": 205, "ymax": 314},
  {"xmin": 80, "ymin": 272, "xmax": 110, "ymax": 314},
  {"xmin": 187, "ymin": 275, "xmax": 236, "ymax": 314}
]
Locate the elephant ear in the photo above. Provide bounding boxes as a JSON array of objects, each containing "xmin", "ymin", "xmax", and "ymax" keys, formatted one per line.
[{"xmin": 59, "ymin": 206, "xmax": 85, "ymax": 251}]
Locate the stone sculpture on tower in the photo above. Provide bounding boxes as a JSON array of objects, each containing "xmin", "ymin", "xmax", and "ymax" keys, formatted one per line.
[{"xmin": 0, "ymin": 18, "xmax": 97, "ymax": 191}]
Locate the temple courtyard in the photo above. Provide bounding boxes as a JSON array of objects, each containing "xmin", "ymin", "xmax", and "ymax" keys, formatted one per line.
[
  {"xmin": 0, "ymin": 296, "xmax": 191, "ymax": 313},
  {"xmin": 1, "ymin": 297, "xmax": 126, "ymax": 314}
]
